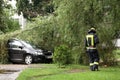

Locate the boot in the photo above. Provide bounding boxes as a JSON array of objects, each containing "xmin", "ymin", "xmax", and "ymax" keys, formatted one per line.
[
  {"xmin": 93, "ymin": 64, "xmax": 99, "ymax": 71},
  {"xmin": 90, "ymin": 66, "xmax": 95, "ymax": 71}
]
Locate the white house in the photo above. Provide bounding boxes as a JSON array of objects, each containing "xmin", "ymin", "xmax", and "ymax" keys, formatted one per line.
[
  {"xmin": 8, "ymin": 0, "xmax": 17, "ymax": 9},
  {"xmin": 4, "ymin": 0, "xmax": 26, "ymax": 30},
  {"xmin": 115, "ymin": 39, "xmax": 120, "ymax": 48}
]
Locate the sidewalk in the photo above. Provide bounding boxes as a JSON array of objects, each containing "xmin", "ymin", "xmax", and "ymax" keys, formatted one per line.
[{"xmin": 0, "ymin": 64, "xmax": 28, "ymax": 80}]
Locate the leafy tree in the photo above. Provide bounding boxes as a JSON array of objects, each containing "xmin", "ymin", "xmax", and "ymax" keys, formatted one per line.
[
  {"xmin": 16, "ymin": 0, "xmax": 54, "ymax": 19},
  {"xmin": 0, "ymin": 0, "xmax": 6, "ymax": 33},
  {"xmin": 52, "ymin": 0, "xmax": 120, "ymax": 65},
  {"xmin": 0, "ymin": 0, "xmax": 20, "ymax": 33},
  {"xmin": 15, "ymin": 0, "xmax": 120, "ymax": 65}
]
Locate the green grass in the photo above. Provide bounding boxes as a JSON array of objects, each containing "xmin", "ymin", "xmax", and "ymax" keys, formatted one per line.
[{"xmin": 17, "ymin": 64, "xmax": 120, "ymax": 80}]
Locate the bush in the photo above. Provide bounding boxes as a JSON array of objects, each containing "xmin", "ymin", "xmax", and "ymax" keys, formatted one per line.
[
  {"xmin": 0, "ymin": 40, "xmax": 8, "ymax": 64},
  {"xmin": 5, "ymin": 18, "xmax": 20, "ymax": 33},
  {"xmin": 53, "ymin": 45, "xmax": 72, "ymax": 67},
  {"xmin": 0, "ymin": 30, "xmax": 23, "ymax": 63}
]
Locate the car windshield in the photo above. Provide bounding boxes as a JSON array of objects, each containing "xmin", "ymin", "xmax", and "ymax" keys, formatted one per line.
[{"xmin": 21, "ymin": 41, "xmax": 34, "ymax": 49}]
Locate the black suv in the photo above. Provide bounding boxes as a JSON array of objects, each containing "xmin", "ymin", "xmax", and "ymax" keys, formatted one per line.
[{"xmin": 7, "ymin": 39, "xmax": 52, "ymax": 64}]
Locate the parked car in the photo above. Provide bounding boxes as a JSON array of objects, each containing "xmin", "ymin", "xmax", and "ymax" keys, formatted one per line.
[{"xmin": 7, "ymin": 39, "xmax": 52, "ymax": 64}]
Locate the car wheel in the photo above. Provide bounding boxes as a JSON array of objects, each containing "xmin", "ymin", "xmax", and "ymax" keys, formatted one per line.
[{"xmin": 24, "ymin": 55, "xmax": 32, "ymax": 65}]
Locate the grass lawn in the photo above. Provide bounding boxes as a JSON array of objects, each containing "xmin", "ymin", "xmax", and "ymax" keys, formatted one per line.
[{"xmin": 17, "ymin": 64, "xmax": 120, "ymax": 80}]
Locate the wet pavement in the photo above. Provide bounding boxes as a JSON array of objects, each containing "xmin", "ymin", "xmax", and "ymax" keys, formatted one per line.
[{"xmin": 0, "ymin": 64, "xmax": 28, "ymax": 80}]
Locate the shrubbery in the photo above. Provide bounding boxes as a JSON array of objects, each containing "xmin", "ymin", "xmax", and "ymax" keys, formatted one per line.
[
  {"xmin": 0, "ymin": 40, "xmax": 8, "ymax": 64},
  {"xmin": 0, "ymin": 30, "xmax": 23, "ymax": 63},
  {"xmin": 4, "ymin": 18, "xmax": 20, "ymax": 33},
  {"xmin": 53, "ymin": 45, "xmax": 72, "ymax": 67}
]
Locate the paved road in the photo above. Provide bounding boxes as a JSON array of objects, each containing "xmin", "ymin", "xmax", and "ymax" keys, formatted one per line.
[{"xmin": 0, "ymin": 64, "xmax": 28, "ymax": 80}]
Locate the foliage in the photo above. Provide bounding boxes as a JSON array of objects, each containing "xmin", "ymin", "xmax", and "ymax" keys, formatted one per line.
[
  {"xmin": 0, "ymin": 30, "xmax": 24, "ymax": 63},
  {"xmin": 3, "ymin": 8, "xmax": 20, "ymax": 33},
  {"xmin": 16, "ymin": 16, "xmax": 55, "ymax": 50},
  {"xmin": 53, "ymin": 45, "xmax": 72, "ymax": 67},
  {"xmin": 0, "ymin": 0, "xmax": 20, "ymax": 33},
  {"xmin": 52, "ymin": 0, "xmax": 120, "ymax": 65},
  {"xmin": 16, "ymin": 0, "xmax": 54, "ymax": 19},
  {"xmin": 16, "ymin": 0, "xmax": 120, "ymax": 65},
  {"xmin": 4, "ymin": 17, "xmax": 20, "ymax": 32},
  {"xmin": 0, "ymin": 0, "xmax": 120, "ymax": 65},
  {"xmin": 0, "ymin": 0, "xmax": 6, "ymax": 33},
  {"xmin": 0, "ymin": 40, "xmax": 8, "ymax": 64}
]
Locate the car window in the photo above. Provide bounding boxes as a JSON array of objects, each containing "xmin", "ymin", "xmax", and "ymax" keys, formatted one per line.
[
  {"xmin": 21, "ymin": 41, "xmax": 34, "ymax": 49},
  {"xmin": 9, "ymin": 41, "xmax": 23, "ymax": 48}
]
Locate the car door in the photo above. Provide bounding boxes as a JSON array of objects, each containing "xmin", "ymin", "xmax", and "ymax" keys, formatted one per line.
[{"xmin": 8, "ymin": 40, "xmax": 25, "ymax": 61}]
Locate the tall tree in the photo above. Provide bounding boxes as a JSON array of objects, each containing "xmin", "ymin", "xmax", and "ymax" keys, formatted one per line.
[
  {"xmin": 16, "ymin": 0, "xmax": 120, "ymax": 65},
  {"xmin": 16, "ymin": 0, "xmax": 54, "ymax": 19},
  {"xmin": 0, "ymin": 0, "xmax": 6, "ymax": 33},
  {"xmin": 52, "ymin": 0, "xmax": 120, "ymax": 65}
]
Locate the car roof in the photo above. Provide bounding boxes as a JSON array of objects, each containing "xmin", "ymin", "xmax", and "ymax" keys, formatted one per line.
[{"xmin": 8, "ymin": 38, "xmax": 20, "ymax": 42}]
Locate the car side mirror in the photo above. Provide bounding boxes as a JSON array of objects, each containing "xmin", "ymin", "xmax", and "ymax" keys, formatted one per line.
[{"xmin": 19, "ymin": 46, "xmax": 23, "ymax": 49}]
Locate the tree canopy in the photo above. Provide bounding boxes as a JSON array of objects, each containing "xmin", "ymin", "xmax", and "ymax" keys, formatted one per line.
[
  {"xmin": 16, "ymin": 0, "xmax": 54, "ymax": 19},
  {"xmin": 0, "ymin": 0, "xmax": 20, "ymax": 33},
  {"xmin": 0, "ymin": 0, "xmax": 5, "ymax": 33},
  {"xmin": 15, "ymin": 0, "xmax": 120, "ymax": 65},
  {"xmin": 0, "ymin": 0, "xmax": 120, "ymax": 65},
  {"xmin": 52, "ymin": 0, "xmax": 120, "ymax": 65}
]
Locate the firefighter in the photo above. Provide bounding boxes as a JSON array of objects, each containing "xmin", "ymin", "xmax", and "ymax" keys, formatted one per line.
[{"xmin": 85, "ymin": 28, "xmax": 99, "ymax": 71}]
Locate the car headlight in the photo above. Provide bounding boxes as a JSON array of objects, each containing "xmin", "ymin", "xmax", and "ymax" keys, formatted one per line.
[{"xmin": 35, "ymin": 51, "xmax": 43, "ymax": 55}]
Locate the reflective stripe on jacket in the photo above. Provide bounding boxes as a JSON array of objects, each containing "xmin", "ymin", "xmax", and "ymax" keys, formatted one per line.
[{"xmin": 86, "ymin": 34, "xmax": 94, "ymax": 47}]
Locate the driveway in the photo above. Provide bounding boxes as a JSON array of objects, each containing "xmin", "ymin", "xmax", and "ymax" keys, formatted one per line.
[{"xmin": 0, "ymin": 64, "xmax": 28, "ymax": 80}]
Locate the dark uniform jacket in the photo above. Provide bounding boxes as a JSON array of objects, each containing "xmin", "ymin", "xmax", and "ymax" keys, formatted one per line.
[{"xmin": 85, "ymin": 33, "xmax": 99, "ymax": 48}]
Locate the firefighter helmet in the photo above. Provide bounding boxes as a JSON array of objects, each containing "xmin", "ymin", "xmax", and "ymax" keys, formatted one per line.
[{"xmin": 88, "ymin": 27, "xmax": 96, "ymax": 33}]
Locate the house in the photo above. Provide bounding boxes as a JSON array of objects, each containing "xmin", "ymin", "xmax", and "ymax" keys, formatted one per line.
[
  {"xmin": 115, "ymin": 39, "xmax": 120, "ymax": 48},
  {"xmin": 4, "ymin": 0, "xmax": 26, "ymax": 30}
]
